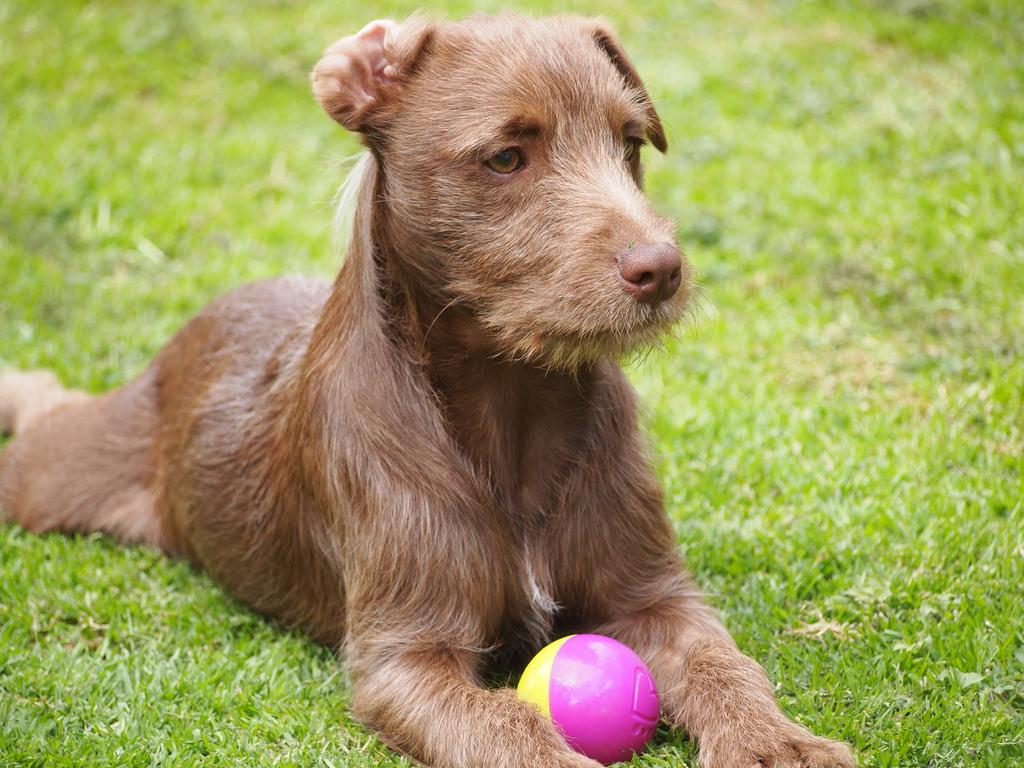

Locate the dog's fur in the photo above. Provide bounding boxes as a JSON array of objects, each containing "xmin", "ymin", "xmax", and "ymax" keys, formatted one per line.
[{"xmin": 0, "ymin": 15, "xmax": 855, "ymax": 768}]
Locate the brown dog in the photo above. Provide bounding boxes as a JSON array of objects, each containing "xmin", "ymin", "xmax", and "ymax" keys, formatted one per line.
[{"xmin": 0, "ymin": 15, "xmax": 855, "ymax": 768}]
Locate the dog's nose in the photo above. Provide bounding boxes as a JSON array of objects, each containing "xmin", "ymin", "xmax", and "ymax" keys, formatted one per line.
[{"xmin": 616, "ymin": 242, "xmax": 682, "ymax": 305}]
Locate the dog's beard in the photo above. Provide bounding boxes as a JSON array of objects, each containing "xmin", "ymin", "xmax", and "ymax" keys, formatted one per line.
[{"xmin": 491, "ymin": 294, "xmax": 692, "ymax": 371}]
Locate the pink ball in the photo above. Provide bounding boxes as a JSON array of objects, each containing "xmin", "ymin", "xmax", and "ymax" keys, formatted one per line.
[{"xmin": 517, "ymin": 634, "xmax": 660, "ymax": 764}]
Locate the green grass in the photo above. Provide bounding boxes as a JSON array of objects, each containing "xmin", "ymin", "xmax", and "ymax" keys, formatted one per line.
[{"xmin": 1, "ymin": 0, "xmax": 1022, "ymax": 765}]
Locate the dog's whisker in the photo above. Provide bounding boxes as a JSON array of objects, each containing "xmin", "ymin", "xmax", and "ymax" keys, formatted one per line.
[{"xmin": 418, "ymin": 296, "xmax": 464, "ymax": 360}]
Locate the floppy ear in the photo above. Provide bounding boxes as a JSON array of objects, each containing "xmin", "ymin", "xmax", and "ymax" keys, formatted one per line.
[
  {"xmin": 312, "ymin": 18, "xmax": 433, "ymax": 132},
  {"xmin": 588, "ymin": 23, "xmax": 668, "ymax": 153}
]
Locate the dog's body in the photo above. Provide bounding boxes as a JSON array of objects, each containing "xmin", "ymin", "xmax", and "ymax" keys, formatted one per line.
[{"xmin": 0, "ymin": 15, "xmax": 854, "ymax": 768}]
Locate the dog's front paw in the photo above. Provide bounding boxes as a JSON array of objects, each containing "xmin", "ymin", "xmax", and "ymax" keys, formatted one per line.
[{"xmin": 702, "ymin": 720, "xmax": 855, "ymax": 768}]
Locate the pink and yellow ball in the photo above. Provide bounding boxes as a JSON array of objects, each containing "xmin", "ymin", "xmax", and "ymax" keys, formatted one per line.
[{"xmin": 517, "ymin": 634, "xmax": 660, "ymax": 765}]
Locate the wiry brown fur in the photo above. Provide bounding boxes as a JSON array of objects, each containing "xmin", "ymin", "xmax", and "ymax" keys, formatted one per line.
[{"xmin": 0, "ymin": 14, "xmax": 854, "ymax": 768}]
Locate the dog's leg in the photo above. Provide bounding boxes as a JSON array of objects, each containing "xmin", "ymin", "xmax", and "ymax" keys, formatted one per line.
[
  {"xmin": 547, "ymin": 437, "xmax": 852, "ymax": 765},
  {"xmin": 547, "ymin": 372, "xmax": 855, "ymax": 768},
  {"xmin": 349, "ymin": 647, "xmax": 601, "ymax": 768},
  {"xmin": 0, "ymin": 368, "xmax": 170, "ymax": 551},
  {"xmin": 598, "ymin": 588, "xmax": 856, "ymax": 768}
]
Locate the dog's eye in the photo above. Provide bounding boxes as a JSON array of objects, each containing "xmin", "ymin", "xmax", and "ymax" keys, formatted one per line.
[
  {"xmin": 624, "ymin": 138, "xmax": 645, "ymax": 162},
  {"xmin": 485, "ymin": 148, "xmax": 524, "ymax": 175}
]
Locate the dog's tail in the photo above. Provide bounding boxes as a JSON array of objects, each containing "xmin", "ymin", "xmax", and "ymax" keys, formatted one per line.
[{"xmin": 0, "ymin": 369, "xmax": 89, "ymax": 436}]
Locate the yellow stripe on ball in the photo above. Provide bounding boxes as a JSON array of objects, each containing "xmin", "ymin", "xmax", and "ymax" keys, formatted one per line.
[{"xmin": 516, "ymin": 635, "xmax": 574, "ymax": 719}]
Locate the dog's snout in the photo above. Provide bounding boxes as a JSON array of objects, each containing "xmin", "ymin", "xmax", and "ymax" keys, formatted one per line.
[{"xmin": 616, "ymin": 242, "xmax": 682, "ymax": 305}]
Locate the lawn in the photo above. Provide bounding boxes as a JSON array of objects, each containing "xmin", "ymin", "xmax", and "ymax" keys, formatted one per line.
[{"xmin": 1, "ymin": 0, "xmax": 1022, "ymax": 766}]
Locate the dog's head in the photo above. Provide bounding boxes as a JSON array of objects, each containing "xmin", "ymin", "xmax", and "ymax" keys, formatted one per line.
[{"xmin": 313, "ymin": 15, "xmax": 691, "ymax": 368}]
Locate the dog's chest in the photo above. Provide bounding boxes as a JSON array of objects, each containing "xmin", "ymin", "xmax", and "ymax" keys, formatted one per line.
[
  {"xmin": 491, "ymin": 480, "xmax": 567, "ymax": 656},
  {"xmin": 490, "ymin": 536, "xmax": 559, "ymax": 665},
  {"xmin": 436, "ymin": 361, "xmax": 596, "ymax": 653}
]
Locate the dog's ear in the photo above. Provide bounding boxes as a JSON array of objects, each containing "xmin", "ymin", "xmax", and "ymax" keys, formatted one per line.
[
  {"xmin": 312, "ymin": 18, "xmax": 433, "ymax": 132},
  {"xmin": 588, "ymin": 23, "xmax": 668, "ymax": 153}
]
